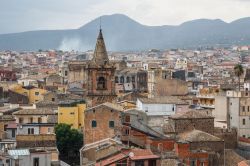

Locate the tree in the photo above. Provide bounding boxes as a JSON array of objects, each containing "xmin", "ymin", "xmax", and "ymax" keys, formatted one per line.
[
  {"xmin": 55, "ymin": 124, "xmax": 83, "ymax": 164},
  {"xmin": 234, "ymin": 64, "xmax": 244, "ymax": 91}
]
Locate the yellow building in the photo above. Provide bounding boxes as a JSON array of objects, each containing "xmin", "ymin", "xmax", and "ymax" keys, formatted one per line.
[
  {"xmin": 58, "ymin": 100, "xmax": 86, "ymax": 130},
  {"xmin": 11, "ymin": 85, "xmax": 47, "ymax": 104}
]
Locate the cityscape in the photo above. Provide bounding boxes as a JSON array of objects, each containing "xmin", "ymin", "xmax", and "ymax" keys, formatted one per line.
[{"xmin": 1, "ymin": 1, "xmax": 250, "ymax": 166}]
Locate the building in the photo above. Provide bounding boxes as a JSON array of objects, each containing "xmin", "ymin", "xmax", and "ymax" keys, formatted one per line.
[
  {"xmin": 6, "ymin": 149, "xmax": 52, "ymax": 166},
  {"xmin": 0, "ymin": 70, "xmax": 16, "ymax": 81},
  {"xmin": 167, "ymin": 110, "xmax": 215, "ymax": 134},
  {"xmin": 86, "ymin": 29, "xmax": 117, "ymax": 106},
  {"xmin": 95, "ymin": 148, "xmax": 160, "ymax": 166},
  {"xmin": 115, "ymin": 68, "xmax": 147, "ymax": 93},
  {"xmin": 13, "ymin": 108, "xmax": 57, "ymax": 135},
  {"xmin": 58, "ymin": 99, "xmax": 86, "ymax": 129},
  {"xmin": 80, "ymin": 138, "xmax": 124, "ymax": 166},
  {"xmin": 83, "ymin": 102, "xmax": 123, "ymax": 144},
  {"xmin": 9, "ymin": 85, "xmax": 47, "ymax": 104},
  {"xmin": 136, "ymin": 97, "xmax": 189, "ymax": 127},
  {"xmin": 175, "ymin": 129, "xmax": 224, "ymax": 166},
  {"xmin": 196, "ymin": 87, "xmax": 219, "ymax": 109}
]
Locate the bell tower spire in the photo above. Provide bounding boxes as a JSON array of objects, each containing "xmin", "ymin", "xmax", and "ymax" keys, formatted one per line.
[{"xmin": 91, "ymin": 28, "xmax": 109, "ymax": 66}]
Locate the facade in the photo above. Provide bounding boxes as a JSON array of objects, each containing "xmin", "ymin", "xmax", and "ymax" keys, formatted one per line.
[
  {"xmin": 86, "ymin": 29, "xmax": 117, "ymax": 106},
  {"xmin": 68, "ymin": 61, "xmax": 88, "ymax": 85},
  {"xmin": 167, "ymin": 110, "xmax": 215, "ymax": 134},
  {"xmin": 7, "ymin": 149, "xmax": 51, "ymax": 166},
  {"xmin": 136, "ymin": 97, "xmax": 189, "ymax": 127},
  {"xmin": 58, "ymin": 99, "xmax": 86, "ymax": 129},
  {"xmin": 176, "ymin": 130, "xmax": 224, "ymax": 166},
  {"xmin": 83, "ymin": 102, "xmax": 123, "ymax": 144},
  {"xmin": 196, "ymin": 87, "xmax": 219, "ymax": 109},
  {"xmin": 10, "ymin": 85, "xmax": 47, "ymax": 104},
  {"xmin": 13, "ymin": 108, "xmax": 57, "ymax": 135},
  {"xmin": 115, "ymin": 68, "xmax": 147, "ymax": 93}
]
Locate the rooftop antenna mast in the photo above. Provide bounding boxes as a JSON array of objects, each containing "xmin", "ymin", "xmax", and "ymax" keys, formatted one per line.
[{"xmin": 99, "ymin": 16, "xmax": 102, "ymax": 30}]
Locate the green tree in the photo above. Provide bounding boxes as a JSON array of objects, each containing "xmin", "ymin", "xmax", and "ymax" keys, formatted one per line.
[
  {"xmin": 234, "ymin": 64, "xmax": 244, "ymax": 91},
  {"xmin": 55, "ymin": 124, "xmax": 83, "ymax": 164}
]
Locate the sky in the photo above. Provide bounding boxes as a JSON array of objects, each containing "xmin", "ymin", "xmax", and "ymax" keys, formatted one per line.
[{"xmin": 1, "ymin": 0, "xmax": 250, "ymax": 34}]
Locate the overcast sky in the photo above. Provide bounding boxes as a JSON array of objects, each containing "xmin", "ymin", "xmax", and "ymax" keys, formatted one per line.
[{"xmin": 1, "ymin": 0, "xmax": 250, "ymax": 34}]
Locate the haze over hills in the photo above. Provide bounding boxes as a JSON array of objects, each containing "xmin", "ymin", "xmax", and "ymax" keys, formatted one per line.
[{"xmin": 0, "ymin": 14, "xmax": 250, "ymax": 51}]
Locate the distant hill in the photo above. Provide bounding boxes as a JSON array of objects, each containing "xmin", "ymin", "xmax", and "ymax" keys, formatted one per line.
[{"xmin": 0, "ymin": 14, "xmax": 250, "ymax": 51}]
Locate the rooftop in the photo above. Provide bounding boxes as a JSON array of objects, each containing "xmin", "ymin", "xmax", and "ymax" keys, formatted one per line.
[
  {"xmin": 170, "ymin": 110, "xmax": 213, "ymax": 119},
  {"xmin": 138, "ymin": 96, "xmax": 188, "ymax": 105},
  {"xmin": 13, "ymin": 108, "xmax": 55, "ymax": 115},
  {"xmin": 178, "ymin": 129, "xmax": 221, "ymax": 142}
]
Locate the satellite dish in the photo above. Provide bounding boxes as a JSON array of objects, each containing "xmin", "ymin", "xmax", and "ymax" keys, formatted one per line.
[{"xmin": 129, "ymin": 152, "xmax": 134, "ymax": 158}]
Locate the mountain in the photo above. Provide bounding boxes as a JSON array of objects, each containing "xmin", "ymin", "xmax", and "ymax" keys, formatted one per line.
[{"xmin": 0, "ymin": 14, "xmax": 250, "ymax": 51}]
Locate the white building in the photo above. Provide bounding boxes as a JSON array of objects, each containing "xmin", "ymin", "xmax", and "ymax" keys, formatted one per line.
[{"xmin": 136, "ymin": 97, "xmax": 189, "ymax": 127}]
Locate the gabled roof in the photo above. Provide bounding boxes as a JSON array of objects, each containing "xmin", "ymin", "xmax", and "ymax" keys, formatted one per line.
[
  {"xmin": 178, "ymin": 129, "xmax": 221, "ymax": 142},
  {"xmin": 86, "ymin": 102, "xmax": 124, "ymax": 112}
]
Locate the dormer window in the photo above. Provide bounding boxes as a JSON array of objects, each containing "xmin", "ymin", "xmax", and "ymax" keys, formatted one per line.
[{"xmin": 97, "ymin": 76, "xmax": 106, "ymax": 90}]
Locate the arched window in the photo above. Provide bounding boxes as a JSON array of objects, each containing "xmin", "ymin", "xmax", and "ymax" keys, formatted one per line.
[
  {"xmin": 126, "ymin": 76, "xmax": 130, "ymax": 83},
  {"xmin": 120, "ymin": 76, "xmax": 124, "ymax": 83},
  {"xmin": 97, "ymin": 77, "xmax": 106, "ymax": 89}
]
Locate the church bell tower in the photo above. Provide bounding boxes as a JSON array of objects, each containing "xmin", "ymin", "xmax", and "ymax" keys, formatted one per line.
[{"xmin": 87, "ymin": 29, "xmax": 116, "ymax": 106}]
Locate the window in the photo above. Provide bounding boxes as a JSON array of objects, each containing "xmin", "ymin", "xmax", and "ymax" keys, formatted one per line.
[
  {"xmin": 125, "ymin": 115, "xmax": 130, "ymax": 123},
  {"xmin": 190, "ymin": 160, "xmax": 196, "ymax": 166},
  {"xmin": 126, "ymin": 76, "xmax": 130, "ymax": 83},
  {"xmin": 132, "ymin": 76, "xmax": 135, "ymax": 82},
  {"xmin": 70, "ymin": 112, "xmax": 75, "ymax": 115},
  {"xmin": 19, "ymin": 118, "xmax": 23, "ymax": 124},
  {"xmin": 65, "ymin": 71, "xmax": 68, "ymax": 76},
  {"xmin": 29, "ymin": 117, "xmax": 33, "ymax": 123},
  {"xmin": 38, "ymin": 117, "xmax": 42, "ymax": 123},
  {"xmin": 243, "ymin": 106, "xmax": 245, "ymax": 112},
  {"xmin": 11, "ymin": 129, "xmax": 15, "ymax": 138},
  {"xmin": 243, "ymin": 135, "xmax": 246, "ymax": 138},
  {"xmin": 115, "ymin": 76, "xmax": 119, "ymax": 83},
  {"xmin": 248, "ymin": 106, "xmax": 250, "ymax": 112},
  {"xmin": 125, "ymin": 129, "xmax": 130, "ymax": 135},
  {"xmin": 35, "ymin": 92, "xmax": 39, "ymax": 96},
  {"xmin": 33, "ymin": 157, "xmax": 39, "ymax": 166},
  {"xmin": 120, "ymin": 76, "xmax": 124, "ymax": 83},
  {"xmin": 148, "ymin": 160, "xmax": 156, "ymax": 166},
  {"xmin": 109, "ymin": 121, "xmax": 115, "ymax": 128},
  {"xmin": 97, "ymin": 77, "xmax": 106, "ymax": 89},
  {"xmin": 28, "ymin": 128, "xmax": 34, "ymax": 135},
  {"xmin": 135, "ymin": 160, "xmax": 144, "ymax": 166},
  {"xmin": 243, "ymin": 119, "xmax": 246, "ymax": 125},
  {"xmin": 116, "ymin": 159, "xmax": 127, "ymax": 166},
  {"xmin": 51, "ymin": 98, "xmax": 55, "ymax": 102},
  {"xmin": 92, "ymin": 120, "xmax": 97, "ymax": 128}
]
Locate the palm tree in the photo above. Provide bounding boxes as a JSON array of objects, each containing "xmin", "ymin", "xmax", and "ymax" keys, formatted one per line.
[{"xmin": 234, "ymin": 64, "xmax": 244, "ymax": 91}]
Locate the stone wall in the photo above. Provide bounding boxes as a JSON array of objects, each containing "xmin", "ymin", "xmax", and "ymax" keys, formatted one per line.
[
  {"xmin": 214, "ymin": 128, "xmax": 237, "ymax": 149},
  {"xmin": 84, "ymin": 107, "xmax": 121, "ymax": 144},
  {"xmin": 16, "ymin": 134, "xmax": 56, "ymax": 148},
  {"xmin": 171, "ymin": 118, "xmax": 214, "ymax": 134}
]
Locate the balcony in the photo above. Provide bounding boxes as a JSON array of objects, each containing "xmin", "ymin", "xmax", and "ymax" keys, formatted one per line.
[
  {"xmin": 199, "ymin": 104, "xmax": 215, "ymax": 109},
  {"xmin": 196, "ymin": 94, "xmax": 215, "ymax": 99}
]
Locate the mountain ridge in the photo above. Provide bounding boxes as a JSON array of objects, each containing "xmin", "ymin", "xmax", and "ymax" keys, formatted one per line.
[{"xmin": 0, "ymin": 14, "xmax": 250, "ymax": 51}]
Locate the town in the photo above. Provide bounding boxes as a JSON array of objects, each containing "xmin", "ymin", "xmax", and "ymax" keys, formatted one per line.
[{"xmin": 0, "ymin": 27, "xmax": 250, "ymax": 166}]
